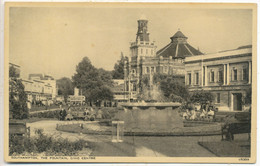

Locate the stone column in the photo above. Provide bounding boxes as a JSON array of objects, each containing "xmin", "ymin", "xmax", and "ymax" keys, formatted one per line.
[
  {"xmin": 191, "ymin": 70, "xmax": 194, "ymax": 86},
  {"xmin": 201, "ymin": 63, "xmax": 204, "ymax": 86},
  {"xmin": 226, "ymin": 63, "xmax": 230, "ymax": 85},
  {"xmin": 249, "ymin": 61, "xmax": 252, "ymax": 84},
  {"xmin": 204, "ymin": 66, "xmax": 208, "ymax": 86},
  {"xmin": 223, "ymin": 64, "xmax": 226, "ymax": 85}
]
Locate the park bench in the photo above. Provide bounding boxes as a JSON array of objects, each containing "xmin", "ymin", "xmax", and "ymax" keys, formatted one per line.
[
  {"xmin": 221, "ymin": 112, "xmax": 251, "ymax": 141},
  {"xmin": 9, "ymin": 122, "xmax": 30, "ymax": 144}
]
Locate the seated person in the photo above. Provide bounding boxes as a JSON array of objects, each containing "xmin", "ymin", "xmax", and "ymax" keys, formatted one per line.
[
  {"xmin": 190, "ymin": 109, "xmax": 196, "ymax": 120},
  {"xmin": 200, "ymin": 109, "xmax": 207, "ymax": 120},
  {"xmin": 208, "ymin": 109, "xmax": 215, "ymax": 120},
  {"xmin": 84, "ymin": 108, "xmax": 90, "ymax": 116},
  {"xmin": 183, "ymin": 109, "xmax": 191, "ymax": 120}
]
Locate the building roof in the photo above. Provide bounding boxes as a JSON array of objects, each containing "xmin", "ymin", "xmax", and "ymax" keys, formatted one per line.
[
  {"xmin": 237, "ymin": 45, "xmax": 252, "ymax": 49},
  {"xmin": 185, "ymin": 47, "xmax": 252, "ymax": 63},
  {"xmin": 9, "ymin": 63, "xmax": 20, "ymax": 68},
  {"xmin": 29, "ymin": 73, "xmax": 54, "ymax": 80},
  {"xmin": 170, "ymin": 30, "xmax": 187, "ymax": 39},
  {"xmin": 157, "ymin": 30, "xmax": 203, "ymax": 59}
]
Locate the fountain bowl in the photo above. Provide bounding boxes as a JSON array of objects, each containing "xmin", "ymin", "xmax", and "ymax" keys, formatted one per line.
[{"xmin": 116, "ymin": 102, "xmax": 183, "ymax": 133}]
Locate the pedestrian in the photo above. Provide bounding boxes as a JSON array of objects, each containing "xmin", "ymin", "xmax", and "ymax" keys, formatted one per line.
[
  {"xmin": 62, "ymin": 108, "xmax": 67, "ymax": 120},
  {"xmin": 27, "ymin": 101, "xmax": 32, "ymax": 111}
]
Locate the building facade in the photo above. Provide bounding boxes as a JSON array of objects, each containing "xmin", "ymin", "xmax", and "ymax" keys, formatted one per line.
[
  {"xmin": 21, "ymin": 79, "xmax": 53, "ymax": 102},
  {"xmin": 111, "ymin": 79, "xmax": 128, "ymax": 103},
  {"xmin": 21, "ymin": 73, "xmax": 58, "ymax": 103},
  {"xmin": 124, "ymin": 17, "xmax": 202, "ymax": 101},
  {"xmin": 185, "ymin": 46, "xmax": 252, "ymax": 111},
  {"xmin": 29, "ymin": 73, "xmax": 57, "ymax": 99}
]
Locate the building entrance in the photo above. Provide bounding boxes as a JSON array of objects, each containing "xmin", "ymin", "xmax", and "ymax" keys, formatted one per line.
[{"xmin": 233, "ymin": 93, "xmax": 242, "ymax": 111}]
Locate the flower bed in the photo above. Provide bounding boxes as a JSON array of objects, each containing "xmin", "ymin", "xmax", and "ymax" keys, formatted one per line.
[{"xmin": 9, "ymin": 129, "xmax": 89, "ymax": 156}]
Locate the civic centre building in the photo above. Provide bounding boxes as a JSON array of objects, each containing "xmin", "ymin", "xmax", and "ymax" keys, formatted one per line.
[
  {"xmin": 124, "ymin": 16, "xmax": 202, "ymax": 101},
  {"xmin": 123, "ymin": 17, "xmax": 252, "ymax": 112},
  {"xmin": 184, "ymin": 45, "xmax": 252, "ymax": 111}
]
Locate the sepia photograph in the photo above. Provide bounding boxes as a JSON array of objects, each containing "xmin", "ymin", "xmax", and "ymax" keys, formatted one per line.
[{"xmin": 3, "ymin": 2, "xmax": 257, "ymax": 163}]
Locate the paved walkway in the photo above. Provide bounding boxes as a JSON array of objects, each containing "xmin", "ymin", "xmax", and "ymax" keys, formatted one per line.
[{"xmin": 26, "ymin": 120, "xmax": 248, "ymax": 157}]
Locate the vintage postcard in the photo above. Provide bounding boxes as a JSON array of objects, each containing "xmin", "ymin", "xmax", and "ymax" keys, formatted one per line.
[{"xmin": 4, "ymin": 2, "xmax": 257, "ymax": 163}]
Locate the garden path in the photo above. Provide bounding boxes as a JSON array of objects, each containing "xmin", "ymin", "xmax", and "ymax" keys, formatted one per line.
[{"xmin": 27, "ymin": 120, "xmax": 249, "ymax": 157}]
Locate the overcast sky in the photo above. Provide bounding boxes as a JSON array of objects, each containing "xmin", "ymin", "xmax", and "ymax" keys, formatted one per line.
[{"xmin": 9, "ymin": 6, "xmax": 252, "ymax": 79}]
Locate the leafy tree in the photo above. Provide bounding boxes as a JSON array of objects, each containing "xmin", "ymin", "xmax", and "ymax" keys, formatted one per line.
[
  {"xmin": 90, "ymin": 86, "xmax": 114, "ymax": 101},
  {"xmin": 9, "ymin": 66, "xmax": 28, "ymax": 119},
  {"xmin": 190, "ymin": 90, "xmax": 214, "ymax": 105},
  {"xmin": 72, "ymin": 57, "xmax": 114, "ymax": 104},
  {"xmin": 112, "ymin": 53, "xmax": 127, "ymax": 79},
  {"xmin": 153, "ymin": 73, "xmax": 189, "ymax": 102},
  {"xmin": 9, "ymin": 66, "xmax": 20, "ymax": 78},
  {"xmin": 56, "ymin": 77, "xmax": 74, "ymax": 102},
  {"xmin": 138, "ymin": 73, "xmax": 188, "ymax": 102},
  {"xmin": 97, "ymin": 68, "xmax": 113, "ymax": 87}
]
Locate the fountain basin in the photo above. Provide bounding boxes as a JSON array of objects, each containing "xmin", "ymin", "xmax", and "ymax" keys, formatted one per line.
[
  {"xmin": 117, "ymin": 102, "xmax": 183, "ymax": 132},
  {"xmin": 121, "ymin": 102, "xmax": 181, "ymax": 108}
]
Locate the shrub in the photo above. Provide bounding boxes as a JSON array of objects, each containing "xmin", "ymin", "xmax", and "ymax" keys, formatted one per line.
[
  {"xmin": 9, "ymin": 129, "xmax": 87, "ymax": 156},
  {"xmin": 30, "ymin": 110, "xmax": 61, "ymax": 119},
  {"xmin": 190, "ymin": 90, "xmax": 214, "ymax": 105},
  {"xmin": 9, "ymin": 135, "xmax": 25, "ymax": 155}
]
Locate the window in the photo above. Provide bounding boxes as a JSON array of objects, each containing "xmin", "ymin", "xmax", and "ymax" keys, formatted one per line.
[
  {"xmin": 151, "ymin": 50, "xmax": 153, "ymax": 55},
  {"xmin": 141, "ymin": 48, "xmax": 143, "ymax": 54},
  {"xmin": 242, "ymin": 68, "xmax": 248, "ymax": 81},
  {"xmin": 187, "ymin": 73, "xmax": 192, "ymax": 85},
  {"xmin": 156, "ymin": 67, "xmax": 159, "ymax": 72},
  {"xmin": 233, "ymin": 68, "xmax": 237, "ymax": 81},
  {"xmin": 146, "ymin": 49, "xmax": 148, "ymax": 54},
  {"xmin": 218, "ymin": 71, "xmax": 223, "ymax": 82},
  {"xmin": 133, "ymin": 84, "xmax": 136, "ymax": 91},
  {"xmin": 210, "ymin": 70, "xmax": 215, "ymax": 82},
  {"xmin": 151, "ymin": 67, "xmax": 154, "ymax": 73},
  {"xmin": 146, "ymin": 67, "xmax": 150, "ymax": 73},
  {"xmin": 216, "ymin": 93, "xmax": 221, "ymax": 103},
  {"xmin": 164, "ymin": 66, "xmax": 168, "ymax": 73},
  {"xmin": 195, "ymin": 72, "xmax": 199, "ymax": 85}
]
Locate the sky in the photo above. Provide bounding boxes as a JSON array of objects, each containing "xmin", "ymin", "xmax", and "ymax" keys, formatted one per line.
[{"xmin": 9, "ymin": 6, "xmax": 253, "ymax": 79}]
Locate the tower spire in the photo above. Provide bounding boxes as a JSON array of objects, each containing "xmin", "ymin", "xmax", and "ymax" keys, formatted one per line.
[{"xmin": 136, "ymin": 16, "xmax": 150, "ymax": 42}]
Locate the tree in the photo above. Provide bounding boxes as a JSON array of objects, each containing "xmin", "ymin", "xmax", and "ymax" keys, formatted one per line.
[
  {"xmin": 72, "ymin": 57, "xmax": 114, "ymax": 104},
  {"xmin": 153, "ymin": 73, "xmax": 189, "ymax": 102},
  {"xmin": 9, "ymin": 66, "xmax": 28, "ymax": 119},
  {"xmin": 56, "ymin": 77, "xmax": 74, "ymax": 102},
  {"xmin": 97, "ymin": 68, "xmax": 113, "ymax": 87},
  {"xmin": 112, "ymin": 53, "xmax": 127, "ymax": 79},
  {"xmin": 190, "ymin": 90, "xmax": 214, "ymax": 105}
]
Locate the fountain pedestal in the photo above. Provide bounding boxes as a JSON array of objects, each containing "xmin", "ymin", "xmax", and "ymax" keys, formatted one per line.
[{"xmin": 117, "ymin": 102, "xmax": 183, "ymax": 132}]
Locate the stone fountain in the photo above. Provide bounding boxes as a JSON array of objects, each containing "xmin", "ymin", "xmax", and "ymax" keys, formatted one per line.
[{"xmin": 116, "ymin": 84, "xmax": 183, "ymax": 133}]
